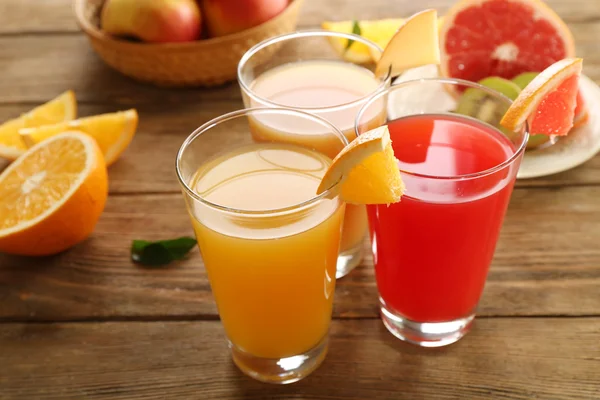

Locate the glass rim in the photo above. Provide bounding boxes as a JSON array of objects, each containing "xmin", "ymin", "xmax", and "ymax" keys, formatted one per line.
[
  {"xmin": 237, "ymin": 29, "xmax": 392, "ymax": 112},
  {"xmin": 355, "ymin": 76, "xmax": 530, "ymax": 181},
  {"xmin": 176, "ymin": 107, "xmax": 347, "ymax": 215}
]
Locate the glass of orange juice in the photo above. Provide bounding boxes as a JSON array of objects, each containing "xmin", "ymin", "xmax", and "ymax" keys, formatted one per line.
[
  {"xmin": 237, "ymin": 30, "xmax": 391, "ymax": 279},
  {"xmin": 176, "ymin": 108, "xmax": 348, "ymax": 384}
]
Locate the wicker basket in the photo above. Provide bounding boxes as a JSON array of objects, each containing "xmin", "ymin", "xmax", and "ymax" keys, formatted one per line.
[{"xmin": 73, "ymin": 0, "xmax": 303, "ymax": 87}]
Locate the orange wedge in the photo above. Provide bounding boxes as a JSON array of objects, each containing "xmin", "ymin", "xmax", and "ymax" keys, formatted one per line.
[
  {"xmin": 317, "ymin": 126, "xmax": 404, "ymax": 205},
  {"xmin": 20, "ymin": 109, "xmax": 138, "ymax": 167},
  {"xmin": 374, "ymin": 9, "xmax": 441, "ymax": 78},
  {"xmin": 500, "ymin": 58, "xmax": 583, "ymax": 136},
  {"xmin": 0, "ymin": 132, "xmax": 108, "ymax": 256},
  {"xmin": 0, "ymin": 91, "xmax": 76, "ymax": 161}
]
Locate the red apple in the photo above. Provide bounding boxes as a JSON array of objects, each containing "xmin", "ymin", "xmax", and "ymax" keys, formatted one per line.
[
  {"xmin": 101, "ymin": 0, "xmax": 202, "ymax": 43},
  {"xmin": 201, "ymin": 0, "xmax": 288, "ymax": 37}
]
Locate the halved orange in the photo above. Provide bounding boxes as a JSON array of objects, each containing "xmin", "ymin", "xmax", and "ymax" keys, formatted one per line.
[
  {"xmin": 0, "ymin": 91, "xmax": 76, "ymax": 160},
  {"xmin": 0, "ymin": 132, "xmax": 108, "ymax": 256},
  {"xmin": 20, "ymin": 109, "xmax": 138, "ymax": 167},
  {"xmin": 317, "ymin": 126, "xmax": 404, "ymax": 205},
  {"xmin": 501, "ymin": 58, "xmax": 583, "ymax": 137}
]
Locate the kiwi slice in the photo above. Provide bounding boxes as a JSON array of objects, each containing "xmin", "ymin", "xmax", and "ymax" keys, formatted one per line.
[
  {"xmin": 512, "ymin": 72, "xmax": 539, "ymax": 90},
  {"xmin": 455, "ymin": 77, "xmax": 521, "ymax": 126}
]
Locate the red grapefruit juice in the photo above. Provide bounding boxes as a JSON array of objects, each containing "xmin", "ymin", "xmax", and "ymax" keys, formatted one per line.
[{"xmin": 368, "ymin": 113, "xmax": 520, "ymax": 323}]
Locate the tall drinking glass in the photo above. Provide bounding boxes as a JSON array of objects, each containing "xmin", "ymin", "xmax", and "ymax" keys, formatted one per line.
[
  {"xmin": 355, "ymin": 78, "xmax": 529, "ymax": 347},
  {"xmin": 176, "ymin": 108, "xmax": 348, "ymax": 383},
  {"xmin": 238, "ymin": 30, "xmax": 391, "ymax": 278}
]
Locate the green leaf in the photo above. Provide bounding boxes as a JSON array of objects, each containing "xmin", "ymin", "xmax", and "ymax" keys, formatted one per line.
[
  {"xmin": 131, "ymin": 237, "xmax": 197, "ymax": 267},
  {"xmin": 344, "ymin": 20, "xmax": 362, "ymax": 52}
]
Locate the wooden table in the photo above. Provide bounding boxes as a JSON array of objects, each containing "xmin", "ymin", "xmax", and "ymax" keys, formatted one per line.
[{"xmin": 1, "ymin": 0, "xmax": 599, "ymax": 398}]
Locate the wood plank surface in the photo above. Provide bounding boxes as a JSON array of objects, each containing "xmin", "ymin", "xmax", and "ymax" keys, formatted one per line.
[
  {"xmin": 1, "ymin": 319, "xmax": 599, "ymax": 399},
  {"xmin": 0, "ymin": 1, "xmax": 599, "ymax": 106},
  {"xmin": 2, "ymin": 0, "xmax": 600, "ymax": 34},
  {"xmin": 1, "ymin": 186, "xmax": 599, "ymax": 321},
  {"xmin": 2, "ymin": 103, "xmax": 600, "ymax": 191}
]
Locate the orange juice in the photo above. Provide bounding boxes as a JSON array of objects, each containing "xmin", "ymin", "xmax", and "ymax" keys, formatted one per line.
[
  {"xmin": 244, "ymin": 60, "xmax": 385, "ymax": 272},
  {"xmin": 188, "ymin": 142, "xmax": 344, "ymax": 359}
]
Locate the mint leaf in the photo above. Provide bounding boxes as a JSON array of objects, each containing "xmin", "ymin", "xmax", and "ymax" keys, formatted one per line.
[
  {"xmin": 131, "ymin": 237, "xmax": 197, "ymax": 267},
  {"xmin": 344, "ymin": 20, "xmax": 362, "ymax": 52}
]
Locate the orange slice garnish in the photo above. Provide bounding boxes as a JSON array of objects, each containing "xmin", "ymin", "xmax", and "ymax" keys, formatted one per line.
[{"xmin": 317, "ymin": 126, "xmax": 404, "ymax": 205}]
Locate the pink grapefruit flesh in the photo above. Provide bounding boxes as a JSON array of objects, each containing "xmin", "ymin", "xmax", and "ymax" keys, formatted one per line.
[
  {"xmin": 529, "ymin": 74, "xmax": 580, "ymax": 136},
  {"xmin": 440, "ymin": 0, "xmax": 575, "ymax": 85}
]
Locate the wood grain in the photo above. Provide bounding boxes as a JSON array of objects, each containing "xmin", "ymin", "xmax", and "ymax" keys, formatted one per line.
[
  {"xmin": 0, "ymin": 319, "xmax": 599, "ymax": 399},
  {"xmin": 1, "ymin": 0, "xmax": 600, "ymax": 34},
  {"xmin": 1, "ymin": 186, "xmax": 599, "ymax": 321},
  {"xmin": 1, "ymin": 103, "xmax": 600, "ymax": 191},
  {"xmin": 0, "ymin": 1, "xmax": 598, "ymax": 106}
]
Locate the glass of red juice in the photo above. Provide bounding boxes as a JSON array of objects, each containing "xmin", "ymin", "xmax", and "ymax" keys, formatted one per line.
[{"xmin": 355, "ymin": 78, "xmax": 529, "ymax": 347}]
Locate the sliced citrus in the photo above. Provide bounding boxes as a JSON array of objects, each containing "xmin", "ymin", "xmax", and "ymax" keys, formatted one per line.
[
  {"xmin": 20, "ymin": 109, "xmax": 138, "ymax": 167},
  {"xmin": 573, "ymin": 89, "xmax": 588, "ymax": 128},
  {"xmin": 317, "ymin": 126, "xmax": 404, "ymax": 205},
  {"xmin": 500, "ymin": 58, "xmax": 582, "ymax": 137},
  {"xmin": 0, "ymin": 132, "xmax": 108, "ymax": 256},
  {"xmin": 512, "ymin": 71, "xmax": 588, "ymax": 130},
  {"xmin": 0, "ymin": 91, "xmax": 76, "ymax": 160},
  {"xmin": 439, "ymin": 0, "xmax": 575, "ymax": 85},
  {"xmin": 374, "ymin": 9, "xmax": 441, "ymax": 78}
]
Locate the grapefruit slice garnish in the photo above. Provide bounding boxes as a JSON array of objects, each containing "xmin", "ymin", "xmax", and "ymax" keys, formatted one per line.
[
  {"xmin": 439, "ymin": 0, "xmax": 575, "ymax": 86},
  {"xmin": 0, "ymin": 132, "xmax": 108, "ymax": 256},
  {"xmin": 500, "ymin": 58, "xmax": 582, "ymax": 137},
  {"xmin": 317, "ymin": 126, "xmax": 404, "ymax": 205},
  {"xmin": 374, "ymin": 9, "xmax": 441, "ymax": 78}
]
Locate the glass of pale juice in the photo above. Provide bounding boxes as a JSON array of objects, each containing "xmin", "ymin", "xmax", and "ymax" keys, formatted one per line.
[
  {"xmin": 237, "ymin": 30, "xmax": 391, "ymax": 279},
  {"xmin": 355, "ymin": 78, "xmax": 529, "ymax": 347},
  {"xmin": 176, "ymin": 108, "xmax": 348, "ymax": 384}
]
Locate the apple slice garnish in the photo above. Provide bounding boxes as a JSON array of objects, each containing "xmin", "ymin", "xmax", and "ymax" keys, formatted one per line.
[{"xmin": 374, "ymin": 9, "xmax": 441, "ymax": 79}]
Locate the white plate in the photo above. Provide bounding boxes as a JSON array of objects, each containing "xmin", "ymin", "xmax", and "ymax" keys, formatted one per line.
[{"xmin": 391, "ymin": 66, "xmax": 600, "ymax": 179}]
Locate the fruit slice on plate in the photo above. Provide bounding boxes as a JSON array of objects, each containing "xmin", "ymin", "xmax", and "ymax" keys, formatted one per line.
[
  {"xmin": 375, "ymin": 9, "xmax": 441, "ymax": 78},
  {"xmin": 0, "ymin": 132, "xmax": 108, "ymax": 256},
  {"xmin": 500, "ymin": 58, "xmax": 582, "ymax": 137},
  {"xmin": 20, "ymin": 109, "xmax": 138, "ymax": 167},
  {"xmin": 439, "ymin": 0, "xmax": 575, "ymax": 86},
  {"xmin": 317, "ymin": 125, "xmax": 404, "ymax": 205},
  {"xmin": 0, "ymin": 90, "xmax": 76, "ymax": 161},
  {"xmin": 322, "ymin": 17, "xmax": 445, "ymax": 63}
]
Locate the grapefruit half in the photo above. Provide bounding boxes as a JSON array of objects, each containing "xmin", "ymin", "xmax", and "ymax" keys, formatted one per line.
[{"xmin": 439, "ymin": 0, "xmax": 575, "ymax": 83}]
